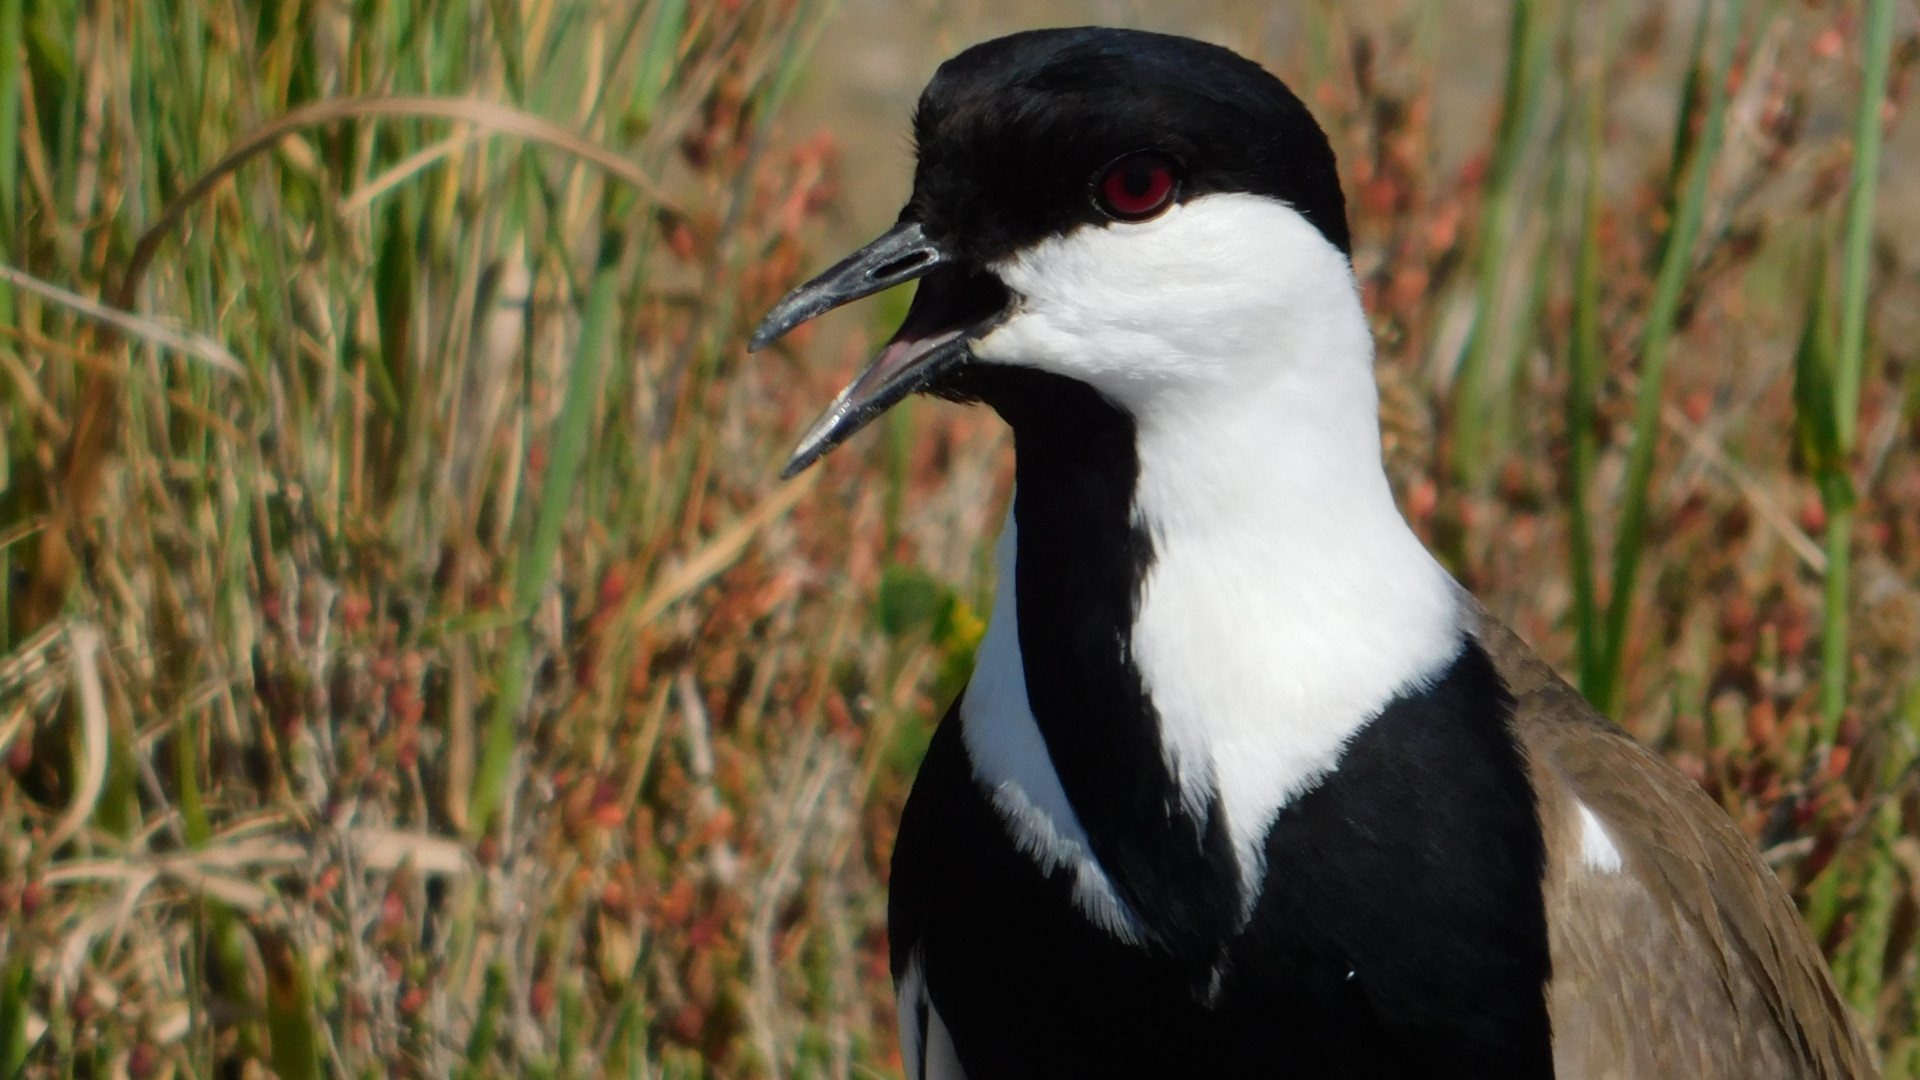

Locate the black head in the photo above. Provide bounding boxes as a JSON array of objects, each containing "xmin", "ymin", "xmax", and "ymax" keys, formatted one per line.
[
  {"xmin": 906, "ymin": 28, "xmax": 1348, "ymax": 264},
  {"xmin": 751, "ymin": 28, "xmax": 1350, "ymax": 475}
]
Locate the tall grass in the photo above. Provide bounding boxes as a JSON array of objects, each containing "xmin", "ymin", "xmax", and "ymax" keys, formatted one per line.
[
  {"xmin": 1589, "ymin": 0, "xmax": 1748, "ymax": 718},
  {"xmin": 2, "ymin": 1, "xmax": 1918, "ymax": 1078},
  {"xmin": 0, "ymin": 2, "xmax": 936, "ymax": 1077}
]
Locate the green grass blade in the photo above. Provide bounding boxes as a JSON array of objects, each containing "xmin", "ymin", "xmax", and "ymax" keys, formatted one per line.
[
  {"xmin": 0, "ymin": 0, "xmax": 20, "ymax": 246},
  {"xmin": 1834, "ymin": 680, "xmax": 1915, "ymax": 1019},
  {"xmin": 1819, "ymin": 0, "xmax": 1896, "ymax": 734},
  {"xmin": 469, "ymin": 229, "xmax": 623, "ymax": 840},
  {"xmin": 1834, "ymin": 0, "xmax": 1896, "ymax": 455},
  {"xmin": 460, "ymin": 960, "xmax": 512, "ymax": 1080},
  {"xmin": 0, "ymin": 950, "xmax": 32, "ymax": 1079},
  {"xmin": 1661, "ymin": 4, "xmax": 1712, "ymax": 207},
  {"xmin": 1839, "ymin": 783, "xmax": 1902, "ymax": 1018},
  {"xmin": 1453, "ymin": 0, "xmax": 1552, "ymax": 486},
  {"xmin": 175, "ymin": 707, "xmax": 212, "ymax": 848},
  {"xmin": 1592, "ymin": 0, "xmax": 1746, "ymax": 716},
  {"xmin": 632, "ymin": 0, "xmax": 688, "ymax": 125},
  {"xmin": 260, "ymin": 929, "xmax": 323, "ymax": 1080},
  {"xmin": 0, "ymin": 0, "xmax": 19, "ymax": 655},
  {"xmin": 1793, "ymin": 248, "xmax": 1842, "ymax": 482}
]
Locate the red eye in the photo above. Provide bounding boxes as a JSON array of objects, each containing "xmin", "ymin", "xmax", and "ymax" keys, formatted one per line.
[{"xmin": 1095, "ymin": 153, "xmax": 1178, "ymax": 221}]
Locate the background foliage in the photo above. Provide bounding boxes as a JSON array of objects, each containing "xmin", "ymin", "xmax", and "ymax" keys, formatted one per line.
[{"xmin": 0, "ymin": 0, "xmax": 1917, "ymax": 1078}]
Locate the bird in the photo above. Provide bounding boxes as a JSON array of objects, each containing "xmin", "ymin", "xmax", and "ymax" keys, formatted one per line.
[{"xmin": 749, "ymin": 26, "xmax": 1875, "ymax": 1080}]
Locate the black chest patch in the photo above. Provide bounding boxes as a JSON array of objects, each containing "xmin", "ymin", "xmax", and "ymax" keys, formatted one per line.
[{"xmin": 888, "ymin": 639, "xmax": 1553, "ymax": 1080}]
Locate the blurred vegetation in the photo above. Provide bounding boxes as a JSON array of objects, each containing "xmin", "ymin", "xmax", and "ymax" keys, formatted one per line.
[{"xmin": 0, "ymin": 0, "xmax": 1915, "ymax": 1078}]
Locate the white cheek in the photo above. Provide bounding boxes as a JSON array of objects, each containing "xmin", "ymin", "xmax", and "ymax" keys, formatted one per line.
[{"xmin": 970, "ymin": 192, "xmax": 1362, "ymax": 409}]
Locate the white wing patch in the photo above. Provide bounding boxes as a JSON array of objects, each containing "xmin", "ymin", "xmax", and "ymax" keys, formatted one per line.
[
  {"xmin": 960, "ymin": 511, "xmax": 1145, "ymax": 944},
  {"xmin": 1575, "ymin": 801, "xmax": 1623, "ymax": 874}
]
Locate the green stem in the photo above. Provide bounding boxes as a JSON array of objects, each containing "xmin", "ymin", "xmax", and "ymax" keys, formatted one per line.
[
  {"xmin": 1845, "ymin": 817, "xmax": 1898, "ymax": 1020},
  {"xmin": 469, "ymin": 231, "xmax": 623, "ymax": 841},
  {"xmin": 0, "ymin": 951, "xmax": 30, "ymax": 1080},
  {"xmin": 1820, "ymin": 0, "xmax": 1895, "ymax": 734},
  {"xmin": 0, "ymin": 0, "xmax": 19, "ymax": 656},
  {"xmin": 1834, "ymin": 0, "xmax": 1895, "ymax": 453},
  {"xmin": 177, "ymin": 707, "xmax": 212, "ymax": 848},
  {"xmin": 1840, "ymin": 735, "xmax": 1910, "ymax": 1021},
  {"xmin": 260, "ymin": 930, "xmax": 322, "ymax": 1080},
  {"xmin": 0, "ymin": 0, "xmax": 19, "ymax": 239},
  {"xmin": 1820, "ymin": 506, "xmax": 1853, "ymax": 731},
  {"xmin": 459, "ymin": 961, "xmax": 511, "ymax": 1080},
  {"xmin": 1593, "ymin": 0, "xmax": 1745, "ymax": 716},
  {"xmin": 1455, "ymin": 0, "xmax": 1551, "ymax": 486}
]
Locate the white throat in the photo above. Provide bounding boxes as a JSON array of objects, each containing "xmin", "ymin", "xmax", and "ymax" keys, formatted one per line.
[{"xmin": 962, "ymin": 192, "xmax": 1465, "ymax": 916}]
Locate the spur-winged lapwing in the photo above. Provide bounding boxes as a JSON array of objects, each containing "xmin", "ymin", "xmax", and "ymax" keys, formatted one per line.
[{"xmin": 751, "ymin": 26, "xmax": 1875, "ymax": 1080}]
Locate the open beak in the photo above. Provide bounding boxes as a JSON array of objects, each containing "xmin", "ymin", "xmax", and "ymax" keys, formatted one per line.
[{"xmin": 750, "ymin": 221, "xmax": 1012, "ymax": 477}]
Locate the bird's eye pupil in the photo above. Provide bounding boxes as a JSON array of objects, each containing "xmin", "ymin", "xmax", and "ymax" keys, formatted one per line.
[{"xmin": 1095, "ymin": 152, "xmax": 1177, "ymax": 222}]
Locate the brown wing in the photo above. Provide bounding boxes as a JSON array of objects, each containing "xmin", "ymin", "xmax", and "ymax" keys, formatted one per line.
[{"xmin": 1465, "ymin": 601, "xmax": 1876, "ymax": 1080}]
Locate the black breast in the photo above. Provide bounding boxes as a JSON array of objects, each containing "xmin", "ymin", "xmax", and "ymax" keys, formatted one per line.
[{"xmin": 887, "ymin": 639, "xmax": 1553, "ymax": 1079}]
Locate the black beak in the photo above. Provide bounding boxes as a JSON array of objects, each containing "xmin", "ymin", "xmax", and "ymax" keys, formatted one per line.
[{"xmin": 750, "ymin": 221, "xmax": 1012, "ymax": 477}]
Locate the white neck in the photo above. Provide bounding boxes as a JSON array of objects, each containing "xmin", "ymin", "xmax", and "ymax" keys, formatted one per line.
[
  {"xmin": 962, "ymin": 192, "xmax": 1464, "ymax": 919},
  {"xmin": 1127, "ymin": 348, "xmax": 1462, "ymax": 906}
]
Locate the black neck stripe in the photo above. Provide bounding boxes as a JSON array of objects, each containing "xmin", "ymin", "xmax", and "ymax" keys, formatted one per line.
[{"xmin": 958, "ymin": 364, "xmax": 1243, "ymax": 968}]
